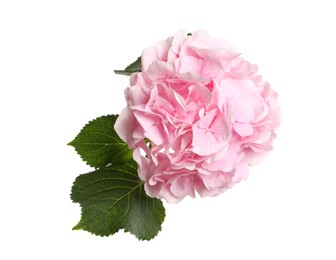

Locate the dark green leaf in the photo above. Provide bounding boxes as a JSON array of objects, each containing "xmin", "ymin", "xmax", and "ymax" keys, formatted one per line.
[
  {"xmin": 71, "ymin": 161, "xmax": 165, "ymax": 240},
  {"xmin": 68, "ymin": 115, "xmax": 132, "ymax": 168},
  {"xmin": 114, "ymin": 56, "xmax": 142, "ymax": 76}
]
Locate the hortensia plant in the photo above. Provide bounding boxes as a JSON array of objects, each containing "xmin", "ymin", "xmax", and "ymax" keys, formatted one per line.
[{"xmin": 68, "ymin": 29, "xmax": 281, "ymax": 240}]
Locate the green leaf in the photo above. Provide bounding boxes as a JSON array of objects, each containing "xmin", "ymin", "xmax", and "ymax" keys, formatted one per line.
[
  {"xmin": 114, "ymin": 56, "xmax": 142, "ymax": 76},
  {"xmin": 71, "ymin": 161, "xmax": 165, "ymax": 240},
  {"xmin": 68, "ymin": 115, "xmax": 132, "ymax": 168}
]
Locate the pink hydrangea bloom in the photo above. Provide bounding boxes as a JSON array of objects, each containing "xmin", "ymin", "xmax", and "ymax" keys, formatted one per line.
[{"xmin": 115, "ymin": 30, "xmax": 281, "ymax": 203}]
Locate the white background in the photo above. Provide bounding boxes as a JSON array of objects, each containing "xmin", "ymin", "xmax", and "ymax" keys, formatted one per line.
[{"xmin": 1, "ymin": 0, "xmax": 335, "ymax": 259}]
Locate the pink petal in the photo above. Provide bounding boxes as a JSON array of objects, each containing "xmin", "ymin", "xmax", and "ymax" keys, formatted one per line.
[
  {"xmin": 170, "ymin": 174, "xmax": 196, "ymax": 199},
  {"xmin": 192, "ymin": 110, "xmax": 229, "ymax": 156},
  {"xmin": 179, "ymin": 56, "xmax": 203, "ymax": 74},
  {"xmin": 234, "ymin": 122, "xmax": 254, "ymax": 136},
  {"xmin": 133, "ymin": 111, "xmax": 167, "ymax": 145},
  {"xmin": 231, "ymin": 162, "xmax": 249, "ymax": 183},
  {"xmin": 147, "ymin": 61, "xmax": 175, "ymax": 81},
  {"xmin": 114, "ymin": 107, "xmax": 140, "ymax": 147}
]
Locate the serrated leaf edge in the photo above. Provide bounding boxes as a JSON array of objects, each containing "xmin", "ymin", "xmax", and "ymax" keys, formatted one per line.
[
  {"xmin": 70, "ymin": 167, "xmax": 165, "ymax": 240},
  {"xmin": 68, "ymin": 114, "xmax": 132, "ymax": 168},
  {"xmin": 114, "ymin": 56, "xmax": 141, "ymax": 76}
]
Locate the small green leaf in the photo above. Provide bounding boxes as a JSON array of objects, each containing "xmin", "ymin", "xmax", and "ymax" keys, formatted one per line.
[
  {"xmin": 68, "ymin": 115, "xmax": 132, "ymax": 168},
  {"xmin": 114, "ymin": 56, "xmax": 142, "ymax": 76},
  {"xmin": 71, "ymin": 161, "xmax": 165, "ymax": 240}
]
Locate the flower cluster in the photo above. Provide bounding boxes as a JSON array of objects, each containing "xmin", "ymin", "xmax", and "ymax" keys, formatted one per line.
[{"xmin": 115, "ymin": 30, "xmax": 280, "ymax": 203}]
